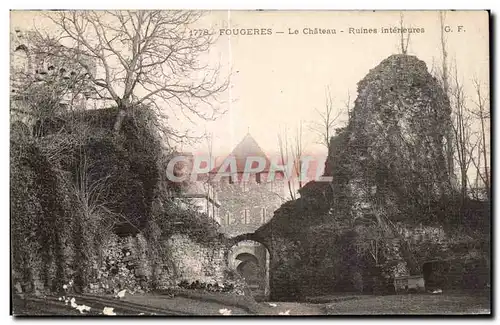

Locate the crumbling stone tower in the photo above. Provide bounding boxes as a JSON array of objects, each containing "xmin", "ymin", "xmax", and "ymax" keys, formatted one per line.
[
  {"xmin": 209, "ymin": 133, "xmax": 285, "ymax": 298},
  {"xmin": 211, "ymin": 133, "xmax": 285, "ymax": 237},
  {"xmin": 10, "ymin": 28, "xmax": 99, "ymax": 124}
]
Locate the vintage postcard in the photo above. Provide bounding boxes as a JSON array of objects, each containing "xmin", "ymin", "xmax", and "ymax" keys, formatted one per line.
[{"xmin": 10, "ymin": 10, "xmax": 490, "ymax": 316}]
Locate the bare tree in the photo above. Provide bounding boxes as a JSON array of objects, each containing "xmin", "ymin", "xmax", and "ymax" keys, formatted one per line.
[
  {"xmin": 38, "ymin": 10, "xmax": 228, "ymax": 137},
  {"xmin": 277, "ymin": 122, "xmax": 307, "ymax": 201},
  {"xmin": 437, "ymin": 11, "xmax": 458, "ymax": 189},
  {"xmin": 292, "ymin": 121, "xmax": 304, "ymax": 189},
  {"xmin": 439, "ymin": 12, "xmax": 449, "ymax": 95},
  {"xmin": 204, "ymin": 129, "xmax": 215, "ymax": 219},
  {"xmin": 309, "ymin": 87, "xmax": 344, "ymax": 149},
  {"xmin": 73, "ymin": 148, "xmax": 141, "ymax": 234},
  {"xmin": 399, "ymin": 12, "xmax": 411, "ymax": 55},
  {"xmin": 470, "ymin": 78, "xmax": 491, "ymax": 201},
  {"xmin": 449, "ymin": 64, "xmax": 479, "ymax": 203},
  {"xmin": 436, "ymin": 11, "xmax": 490, "ymax": 202},
  {"xmin": 277, "ymin": 129, "xmax": 296, "ymax": 200}
]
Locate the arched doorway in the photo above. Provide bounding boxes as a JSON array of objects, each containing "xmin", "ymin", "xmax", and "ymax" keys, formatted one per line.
[
  {"xmin": 235, "ymin": 253, "xmax": 261, "ymax": 288},
  {"xmin": 228, "ymin": 240, "xmax": 270, "ymax": 300}
]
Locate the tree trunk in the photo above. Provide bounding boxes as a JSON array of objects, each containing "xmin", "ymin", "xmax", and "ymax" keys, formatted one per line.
[
  {"xmin": 113, "ymin": 108, "xmax": 127, "ymax": 134},
  {"xmin": 461, "ymin": 169, "xmax": 468, "ymax": 200},
  {"xmin": 440, "ymin": 12, "xmax": 456, "ymax": 189},
  {"xmin": 480, "ymin": 111, "xmax": 490, "ymax": 201}
]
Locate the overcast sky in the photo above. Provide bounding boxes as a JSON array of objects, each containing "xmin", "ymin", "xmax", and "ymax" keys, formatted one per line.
[
  {"xmin": 186, "ymin": 10, "xmax": 489, "ymax": 159},
  {"xmin": 11, "ymin": 10, "xmax": 489, "ymax": 162}
]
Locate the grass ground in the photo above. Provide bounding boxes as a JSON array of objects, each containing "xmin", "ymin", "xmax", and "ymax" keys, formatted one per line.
[
  {"xmin": 324, "ymin": 291, "xmax": 491, "ymax": 315},
  {"xmin": 12, "ymin": 290, "xmax": 491, "ymax": 316}
]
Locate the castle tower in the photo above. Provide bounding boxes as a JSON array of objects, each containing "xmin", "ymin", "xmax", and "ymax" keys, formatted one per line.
[
  {"xmin": 211, "ymin": 133, "xmax": 285, "ymax": 237},
  {"xmin": 209, "ymin": 133, "xmax": 284, "ymax": 299}
]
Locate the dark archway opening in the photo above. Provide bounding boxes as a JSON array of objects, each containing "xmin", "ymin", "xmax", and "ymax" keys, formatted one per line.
[
  {"xmin": 228, "ymin": 240, "xmax": 270, "ymax": 301},
  {"xmin": 236, "ymin": 253, "xmax": 261, "ymax": 289}
]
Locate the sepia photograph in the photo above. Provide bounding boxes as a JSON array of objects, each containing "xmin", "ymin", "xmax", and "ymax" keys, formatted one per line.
[{"xmin": 9, "ymin": 9, "xmax": 491, "ymax": 316}]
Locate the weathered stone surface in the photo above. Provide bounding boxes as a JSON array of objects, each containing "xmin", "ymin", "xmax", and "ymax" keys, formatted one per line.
[
  {"xmin": 214, "ymin": 174, "xmax": 285, "ymax": 237},
  {"xmin": 322, "ymin": 55, "xmax": 455, "ymax": 279},
  {"xmin": 330, "ymin": 54, "xmax": 452, "ymax": 221},
  {"xmin": 162, "ymin": 234, "xmax": 227, "ymax": 284},
  {"xmin": 252, "ymin": 54, "xmax": 489, "ymax": 300}
]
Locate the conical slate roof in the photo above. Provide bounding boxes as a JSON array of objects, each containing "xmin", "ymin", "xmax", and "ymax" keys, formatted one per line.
[{"xmin": 212, "ymin": 133, "xmax": 273, "ymax": 174}]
